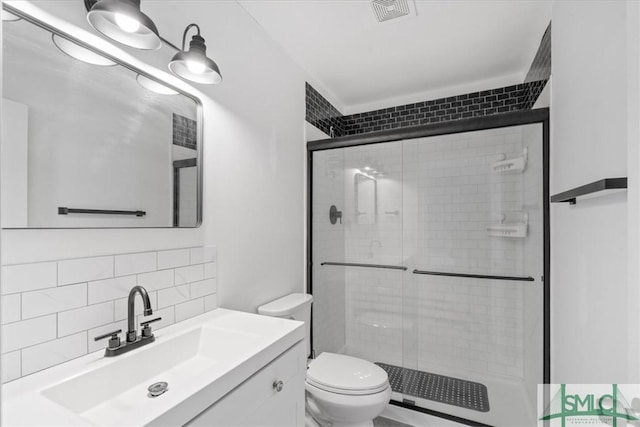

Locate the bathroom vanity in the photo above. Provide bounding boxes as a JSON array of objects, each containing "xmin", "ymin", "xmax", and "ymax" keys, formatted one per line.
[{"xmin": 1, "ymin": 309, "xmax": 306, "ymax": 426}]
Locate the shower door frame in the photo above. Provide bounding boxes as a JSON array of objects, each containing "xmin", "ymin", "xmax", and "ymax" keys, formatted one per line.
[{"xmin": 306, "ymin": 108, "xmax": 550, "ymax": 424}]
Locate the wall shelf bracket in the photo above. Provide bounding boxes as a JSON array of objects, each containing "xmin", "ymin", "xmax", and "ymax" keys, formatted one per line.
[{"xmin": 550, "ymin": 178, "xmax": 627, "ymax": 205}]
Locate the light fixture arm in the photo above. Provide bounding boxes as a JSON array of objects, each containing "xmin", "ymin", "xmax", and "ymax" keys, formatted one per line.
[{"xmin": 181, "ymin": 23, "xmax": 201, "ymax": 51}]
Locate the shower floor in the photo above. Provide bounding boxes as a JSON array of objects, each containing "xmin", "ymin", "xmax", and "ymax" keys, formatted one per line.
[
  {"xmin": 381, "ymin": 366, "xmax": 537, "ymax": 427},
  {"xmin": 376, "ymin": 363, "xmax": 490, "ymax": 412}
]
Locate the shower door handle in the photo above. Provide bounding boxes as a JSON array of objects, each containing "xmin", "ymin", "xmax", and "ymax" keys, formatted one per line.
[{"xmin": 412, "ymin": 269, "xmax": 535, "ymax": 281}]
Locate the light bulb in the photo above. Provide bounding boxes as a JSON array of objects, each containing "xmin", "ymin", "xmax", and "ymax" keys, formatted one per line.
[
  {"xmin": 115, "ymin": 12, "xmax": 140, "ymax": 33},
  {"xmin": 186, "ymin": 60, "xmax": 206, "ymax": 74}
]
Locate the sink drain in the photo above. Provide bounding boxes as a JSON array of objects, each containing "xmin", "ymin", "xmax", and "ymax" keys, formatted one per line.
[{"xmin": 148, "ymin": 381, "xmax": 168, "ymax": 398}]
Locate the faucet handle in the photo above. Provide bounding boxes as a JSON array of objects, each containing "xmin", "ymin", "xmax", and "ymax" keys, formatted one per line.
[
  {"xmin": 140, "ymin": 317, "xmax": 162, "ymax": 338},
  {"xmin": 94, "ymin": 329, "xmax": 122, "ymax": 349}
]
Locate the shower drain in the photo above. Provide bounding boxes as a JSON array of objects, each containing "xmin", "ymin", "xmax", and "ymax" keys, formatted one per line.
[{"xmin": 375, "ymin": 363, "xmax": 490, "ymax": 412}]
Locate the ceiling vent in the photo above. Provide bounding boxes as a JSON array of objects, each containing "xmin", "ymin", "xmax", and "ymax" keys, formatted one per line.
[{"xmin": 370, "ymin": 0, "xmax": 416, "ymax": 23}]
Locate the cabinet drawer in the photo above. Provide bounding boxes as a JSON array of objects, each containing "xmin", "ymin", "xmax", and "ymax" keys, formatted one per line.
[{"xmin": 187, "ymin": 340, "xmax": 305, "ymax": 426}]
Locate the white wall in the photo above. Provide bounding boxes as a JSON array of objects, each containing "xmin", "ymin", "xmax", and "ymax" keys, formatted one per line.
[
  {"xmin": 551, "ymin": 0, "xmax": 636, "ymax": 383},
  {"xmin": 2, "ymin": 1, "xmax": 314, "ymax": 312}
]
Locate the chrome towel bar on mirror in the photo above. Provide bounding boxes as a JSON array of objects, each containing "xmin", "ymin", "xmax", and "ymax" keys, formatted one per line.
[
  {"xmin": 412, "ymin": 270, "xmax": 535, "ymax": 282},
  {"xmin": 58, "ymin": 207, "xmax": 146, "ymax": 217},
  {"xmin": 321, "ymin": 262, "xmax": 408, "ymax": 271}
]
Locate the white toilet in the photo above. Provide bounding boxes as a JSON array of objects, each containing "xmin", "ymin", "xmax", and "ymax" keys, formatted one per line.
[{"xmin": 257, "ymin": 293, "xmax": 391, "ymax": 427}]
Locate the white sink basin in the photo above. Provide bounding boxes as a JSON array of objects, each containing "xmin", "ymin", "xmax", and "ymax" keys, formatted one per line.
[
  {"xmin": 2, "ymin": 309, "xmax": 305, "ymax": 426},
  {"xmin": 42, "ymin": 326, "xmax": 259, "ymax": 425}
]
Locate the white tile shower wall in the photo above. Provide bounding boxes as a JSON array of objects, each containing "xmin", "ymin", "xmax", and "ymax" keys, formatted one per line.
[
  {"xmin": 0, "ymin": 245, "xmax": 218, "ymax": 383},
  {"xmin": 312, "ymin": 149, "xmax": 347, "ymax": 355},
  {"xmin": 341, "ymin": 128, "xmax": 541, "ymax": 382}
]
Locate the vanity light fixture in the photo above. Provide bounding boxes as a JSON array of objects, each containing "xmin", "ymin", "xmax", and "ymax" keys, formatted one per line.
[
  {"xmin": 52, "ymin": 34, "xmax": 117, "ymax": 66},
  {"xmin": 168, "ymin": 24, "xmax": 222, "ymax": 85},
  {"xmin": 86, "ymin": 0, "xmax": 161, "ymax": 50},
  {"xmin": 136, "ymin": 74, "xmax": 179, "ymax": 95}
]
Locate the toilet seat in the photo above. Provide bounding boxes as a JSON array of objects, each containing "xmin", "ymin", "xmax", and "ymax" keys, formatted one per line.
[{"xmin": 306, "ymin": 353, "xmax": 389, "ymax": 396}]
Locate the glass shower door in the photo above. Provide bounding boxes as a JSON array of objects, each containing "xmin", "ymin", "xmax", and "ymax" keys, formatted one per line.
[
  {"xmin": 311, "ymin": 141, "xmax": 407, "ymax": 371},
  {"xmin": 310, "ymin": 118, "xmax": 546, "ymax": 427},
  {"xmin": 400, "ymin": 124, "xmax": 544, "ymax": 426}
]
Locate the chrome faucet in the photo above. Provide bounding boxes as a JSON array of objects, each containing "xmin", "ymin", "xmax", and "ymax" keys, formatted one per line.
[
  {"xmin": 127, "ymin": 285, "xmax": 153, "ymax": 342},
  {"xmin": 94, "ymin": 285, "xmax": 161, "ymax": 357}
]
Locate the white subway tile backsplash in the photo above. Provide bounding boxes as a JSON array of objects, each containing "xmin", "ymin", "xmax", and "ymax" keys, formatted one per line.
[
  {"xmin": 157, "ymin": 285, "xmax": 189, "ymax": 309},
  {"xmin": 58, "ymin": 302, "xmax": 114, "ymax": 337},
  {"xmin": 204, "ymin": 294, "xmax": 218, "ymax": 312},
  {"xmin": 136, "ymin": 269, "xmax": 174, "ymax": 291},
  {"xmin": 88, "ymin": 275, "xmax": 137, "ymax": 304},
  {"xmin": 175, "ymin": 298, "xmax": 204, "ymax": 322},
  {"xmin": 2, "ymin": 262, "xmax": 57, "ymax": 295},
  {"xmin": 174, "ymin": 265, "xmax": 204, "ymax": 285},
  {"xmin": 1, "ymin": 244, "xmax": 218, "ymax": 383},
  {"xmin": 21, "ymin": 284, "xmax": 87, "ymax": 320},
  {"xmin": 114, "ymin": 252, "xmax": 156, "ymax": 276},
  {"xmin": 22, "ymin": 332, "xmax": 87, "ymax": 376},
  {"xmin": 157, "ymin": 249, "xmax": 190, "ymax": 270},
  {"xmin": 58, "ymin": 256, "xmax": 113, "ymax": 286},
  {"xmin": 2, "ymin": 315, "xmax": 57, "ymax": 353},
  {"xmin": 114, "ymin": 291, "xmax": 157, "ymax": 321},
  {"xmin": 190, "ymin": 246, "xmax": 216, "ymax": 265},
  {"xmin": 190, "ymin": 278, "xmax": 216, "ymax": 299},
  {"xmin": 203, "ymin": 262, "xmax": 217, "ymax": 279},
  {"xmin": 1, "ymin": 351, "xmax": 21, "ymax": 383},
  {"xmin": 2, "ymin": 293, "xmax": 21, "ymax": 324}
]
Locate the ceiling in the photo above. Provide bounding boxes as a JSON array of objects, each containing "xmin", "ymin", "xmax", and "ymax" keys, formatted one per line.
[{"xmin": 238, "ymin": 0, "xmax": 551, "ymax": 113}]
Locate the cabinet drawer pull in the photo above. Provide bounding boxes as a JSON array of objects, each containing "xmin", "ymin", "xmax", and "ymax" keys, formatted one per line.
[{"xmin": 273, "ymin": 380, "xmax": 284, "ymax": 392}]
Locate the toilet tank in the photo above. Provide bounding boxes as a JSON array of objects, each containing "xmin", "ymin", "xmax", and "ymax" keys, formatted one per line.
[{"xmin": 257, "ymin": 293, "xmax": 313, "ymax": 356}]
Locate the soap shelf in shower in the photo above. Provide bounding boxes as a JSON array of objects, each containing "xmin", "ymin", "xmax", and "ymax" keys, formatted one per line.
[
  {"xmin": 486, "ymin": 223, "xmax": 527, "ymax": 238},
  {"xmin": 486, "ymin": 212, "xmax": 528, "ymax": 238},
  {"xmin": 491, "ymin": 148, "xmax": 527, "ymax": 173}
]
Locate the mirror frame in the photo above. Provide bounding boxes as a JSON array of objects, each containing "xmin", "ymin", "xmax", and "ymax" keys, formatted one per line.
[{"xmin": 2, "ymin": 3, "xmax": 204, "ymax": 229}]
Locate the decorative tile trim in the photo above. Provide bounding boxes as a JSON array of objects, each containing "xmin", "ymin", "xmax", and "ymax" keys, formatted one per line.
[
  {"xmin": 173, "ymin": 113, "xmax": 197, "ymax": 150},
  {"xmin": 0, "ymin": 245, "xmax": 218, "ymax": 383},
  {"xmin": 525, "ymin": 22, "xmax": 551, "ymax": 84},
  {"xmin": 305, "ymin": 83, "xmax": 345, "ymax": 137},
  {"xmin": 522, "ymin": 22, "xmax": 551, "ymax": 109},
  {"xmin": 305, "ymin": 80, "xmax": 546, "ymax": 138},
  {"xmin": 341, "ymin": 83, "xmax": 543, "ymax": 135}
]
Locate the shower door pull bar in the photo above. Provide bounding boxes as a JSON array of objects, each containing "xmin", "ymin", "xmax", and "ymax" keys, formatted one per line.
[
  {"xmin": 321, "ymin": 262, "xmax": 408, "ymax": 271},
  {"xmin": 412, "ymin": 269, "xmax": 535, "ymax": 282},
  {"xmin": 58, "ymin": 207, "xmax": 146, "ymax": 217}
]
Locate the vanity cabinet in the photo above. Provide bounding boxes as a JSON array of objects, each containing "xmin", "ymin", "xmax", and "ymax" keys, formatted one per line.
[{"xmin": 186, "ymin": 340, "xmax": 306, "ymax": 426}]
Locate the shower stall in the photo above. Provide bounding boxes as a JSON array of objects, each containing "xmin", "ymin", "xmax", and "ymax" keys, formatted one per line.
[{"xmin": 308, "ymin": 109, "xmax": 549, "ymax": 426}]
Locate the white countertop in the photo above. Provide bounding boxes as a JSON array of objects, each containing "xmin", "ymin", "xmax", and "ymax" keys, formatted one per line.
[{"xmin": 2, "ymin": 309, "xmax": 305, "ymax": 426}]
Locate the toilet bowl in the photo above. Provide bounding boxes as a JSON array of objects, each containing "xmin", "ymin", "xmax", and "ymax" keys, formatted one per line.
[
  {"xmin": 257, "ymin": 293, "xmax": 391, "ymax": 427},
  {"xmin": 306, "ymin": 352, "xmax": 391, "ymax": 427}
]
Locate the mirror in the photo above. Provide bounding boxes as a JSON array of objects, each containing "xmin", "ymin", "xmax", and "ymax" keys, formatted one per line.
[
  {"xmin": 1, "ymin": 7, "xmax": 202, "ymax": 228},
  {"xmin": 354, "ymin": 172, "xmax": 376, "ymax": 225}
]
